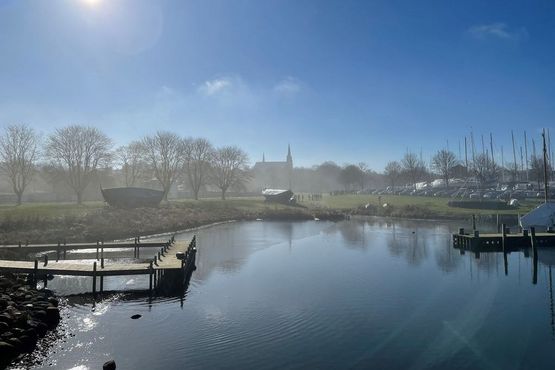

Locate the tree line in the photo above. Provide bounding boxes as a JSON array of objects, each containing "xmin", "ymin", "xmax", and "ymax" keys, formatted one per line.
[
  {"xmin": 0, "ymin": 124, "xmax": 551, "ymax": 205},
  {"xmin": 0, "ymin": 124, "xmax": 250, "ymax": 204}
]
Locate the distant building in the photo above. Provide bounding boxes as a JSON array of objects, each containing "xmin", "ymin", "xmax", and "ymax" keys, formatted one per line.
[{"xmin": 252, "ymin": 145, "xmax": 293, "ymax": 190}]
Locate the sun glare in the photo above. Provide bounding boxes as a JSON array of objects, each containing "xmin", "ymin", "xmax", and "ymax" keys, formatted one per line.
[{"xmin": 81, "ymin": 0, "xmax": 102, "ymax": 7}]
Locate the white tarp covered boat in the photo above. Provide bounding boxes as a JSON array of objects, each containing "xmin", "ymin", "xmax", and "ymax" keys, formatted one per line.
[{"xmin": 520, "ymin": 202, "xmax": 555, "ymax": 229}]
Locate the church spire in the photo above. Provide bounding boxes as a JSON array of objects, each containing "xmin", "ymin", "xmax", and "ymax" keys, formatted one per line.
[{"xmin": 287, "ymin": 144, "xmax": 292, "ymax": 163}]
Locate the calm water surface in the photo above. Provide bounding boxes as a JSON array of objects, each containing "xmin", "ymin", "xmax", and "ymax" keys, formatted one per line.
[{"xmin": 10, "ymin": 219, "xmax": 555, "ymax": 369}]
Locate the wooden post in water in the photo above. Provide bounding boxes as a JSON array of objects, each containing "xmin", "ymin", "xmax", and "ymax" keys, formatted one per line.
[
  {"xmin": 472, "ymin": 214, "xmax": 476, "ymax": 231},
  {"xmin": 100, "ymin": 275, "xmax": 104, "ymax": 294},
  {"xmin": 43, "ymin": 254, "xmax": 48, "ymax": 266},
  {"xmin": 92, "ymin": 262, "xmax": 97, "ymax": 297},
  {"xmin": 56, "ymin": 242, "xmax": 60, "ymax": 262},
  {"xmin": 63, "ymin": 241, "xmax": 67, "ymax": 259},
  {"xmin": 531, "ymin": 227, "xmax": 538, "ymax": 285},
  {"xmin": 33, "ymin": 259, "xmax": 38, "ymax": 289},
  {"xmin": 502, "ymin": 224, "xmax": 507, "ymax": 253},
  {"xmin": 149, "ymin": 261, "xmax": 153, "ymax": 295},
  {"xmin": 96, "ymin": 241, "xmax": 100, "ymax": 260},
  {"xmin": 496, "ymin": 214, "xmax": 500, "ymax": 233}
]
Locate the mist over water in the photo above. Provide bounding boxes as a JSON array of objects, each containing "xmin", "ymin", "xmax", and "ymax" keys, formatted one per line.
[{"xmin": 9, "ymin": 220, "xmax": 555, "ymax": 370}]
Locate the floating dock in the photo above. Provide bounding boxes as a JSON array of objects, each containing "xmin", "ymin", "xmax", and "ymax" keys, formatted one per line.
[{"xmin": 0, "ymin": 236, "xmax": 197, "ymax": 296}]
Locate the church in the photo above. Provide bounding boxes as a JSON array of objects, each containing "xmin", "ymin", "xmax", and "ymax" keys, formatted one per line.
[{"xmin": 251, "ymin": 145, "xmax": 293, "ymax": 190}]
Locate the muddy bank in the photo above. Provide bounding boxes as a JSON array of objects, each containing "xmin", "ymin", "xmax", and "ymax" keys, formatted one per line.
[
  {"xmin": 0, "ymin": 203, "xmax": 345, "ymax": 244},
  {"xmin": 0, "ymin": 274, "xmax": 60, "ymax": 369}
]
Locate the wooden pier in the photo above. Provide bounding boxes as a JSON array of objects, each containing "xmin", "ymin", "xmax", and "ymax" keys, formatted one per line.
[
  {"xmin": 453, "ymin": 225, "xmax": 555, "ymax": 252},
  {"xmin": 0, "ymin": 236, "xmax": 197, "ymax": 296}
]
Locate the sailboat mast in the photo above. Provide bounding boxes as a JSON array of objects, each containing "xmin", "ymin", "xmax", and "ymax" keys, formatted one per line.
[
  {"xmin": 512, "ymin": 130, "xmax": 518, "ymax": 181},
  {"xmin": 524, "ymin": 131, "xmax": 529, "ymax": 181},
  {"xmin": 543, "ymin": 129, "xmax": 549, "ymax": 203},
  {"xmin": 490, "ymin": 133, "xmax": 495, "ymax": 166}
]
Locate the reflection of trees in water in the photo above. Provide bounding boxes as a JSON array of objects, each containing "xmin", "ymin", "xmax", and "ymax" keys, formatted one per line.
[
  {"xmin": 192, "ymin": 221, "xmax": 319, "ymax": 283},
  {"xmin": 383, "ymin": 222, "xmax": 428, "ymax": 266},
  {"xmin": 323, "ymin": 220, "xmax": 371, "ymax": 250},
  {"xmin": 434, "ymin": 241, "xmax": 462, "ymax": 273}
]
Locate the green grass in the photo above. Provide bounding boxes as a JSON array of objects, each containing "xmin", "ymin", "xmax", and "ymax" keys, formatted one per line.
[
  {"xmin": 299, "ymin": 194, "xmax": 540, "ymax": 217},
  {"xmin": 0, "ymin": 193, "xmax": 541, "ymax": 222}
]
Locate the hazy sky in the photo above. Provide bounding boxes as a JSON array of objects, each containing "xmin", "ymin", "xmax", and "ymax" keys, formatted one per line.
[{"xmin": 0, "ymin": 0, "xmax": 553, "ymax": 169}]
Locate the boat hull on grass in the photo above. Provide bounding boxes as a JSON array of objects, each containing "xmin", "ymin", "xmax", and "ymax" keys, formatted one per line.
[{"xmin": 101, "ymin": 187, "xmax": 164, "ymax": 208}]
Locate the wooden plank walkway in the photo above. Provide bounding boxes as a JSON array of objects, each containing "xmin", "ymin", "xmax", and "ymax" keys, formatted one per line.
[{"xmin": 0, "ymin": 236, "xmax": 197, "ymax": 295}]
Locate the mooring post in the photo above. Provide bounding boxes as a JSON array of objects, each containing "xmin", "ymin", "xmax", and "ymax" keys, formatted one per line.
[
  {"xmin": 96, "ymin": 241, "xmax": 99, "ymax": 260},
  {"xmin": 101, "ymin": 255, "xmax": 104, "ymax": 269},
  {"xmin": 100, "ymin": 275, "xmax": 104, "ymax": 294},
  {"xmin": 502, "ymin": 223, "xmax": 507, "ymax": 253},
  {"xmin": 56, "ymin": 242, "xmax": 60, "ymax": 262},
  {"xmin": 149, "ymin": 261, "xmax": 153, "ymax": 295},
  {"xmin": 496, "ymin": 213, "xmax": 500, "ymax": 233},
  {"xmin": 18, "ymin": 241, "xmax": 21, "ymax": 248},
  {"xmin": 43, "ymin": 254, "xmax": 48, "ymax": 266},
  {"xmin": 472, "ymin": 214, "xmax": 476, "ymax": 231},
  {"xmin": 92, "ymin": 262, "xmax": 97, "ymax": 297},
  {"xmin": 33, "ymin": 259, "xmax": 38, "ymax": 288},
  {"xmin": 531, "ymin": 226, "xmax": 538, "ymax": 285},
  {"xmin": 101, "ymin": 241, "xmax": 104, "ymax": 262},
  {"xmin": 63, "ymin": 244, "xmax": 66, "ymax": 260}
]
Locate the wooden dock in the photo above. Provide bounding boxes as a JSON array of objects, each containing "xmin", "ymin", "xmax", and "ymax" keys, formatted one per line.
[
  {"xmin": 453, "ymin": 225, "xmax": 555, "ymax": 252},
  {"xmin": 0, "ymin": 236, "xmax": 197, "ymax": 296},
  {"xmin": 0, "ymin": 237, "xmax": 177, "ymax": 261}
]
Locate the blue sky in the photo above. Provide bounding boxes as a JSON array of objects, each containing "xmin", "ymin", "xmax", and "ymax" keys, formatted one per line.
[{"xmin": 0, "ymin": 0, "xmax": 553, "ymax": 169}]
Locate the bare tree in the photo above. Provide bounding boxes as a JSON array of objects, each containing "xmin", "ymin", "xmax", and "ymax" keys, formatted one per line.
[
  {"xmin": 183, "ymin": 138, "xmax": 214, "ymax": 200},
  {"xmin": 46, "ymin": 125, "xmax": 112, "ymax": 204},
  {"xmin": 384, "ymin": 161, "xmax": 402, "ymax": 189},
  {"xmin": 340, "ymin": 164, "xmax": 364, "ymax": 191},
  {"xmin": 431, "ymin": 149, "xmax": 457, "ymax": 188},
  {"xmin": 211, "ymin": 146, "xmax": 250, "ymax": 200},
  {"xmin": 402, "ymin": 152, "xmax": 424, "ymax": 188},
  {"xmin": 473, "ymin": 153, "xmax": 499, "ymax": 187},
  {"xmin": 0, "ymin": 124, "xmax": 39, "ymax": 205},
  {"xmin": 141, "ymin": 131, "xmax": 184, "ymax": 201},
  {"xmin": 530, "ymin": 155, "xmax": 551, "ymax": 189},
  {"xmin": 116, "ymin": 141, "xmax": 145, "ymax": 186}
]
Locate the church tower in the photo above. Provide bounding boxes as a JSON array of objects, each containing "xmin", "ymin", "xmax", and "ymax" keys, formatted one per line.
[{"xmin": 286, "ymin": 144, "xmax": 293, "ymax": 190}]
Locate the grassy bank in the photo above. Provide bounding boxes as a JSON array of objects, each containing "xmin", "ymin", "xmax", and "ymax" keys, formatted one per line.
[
  {"xmin": 299, "ymin": 194, "xmax": 539, "ymax": 219},
  {"xmin": 0, "ymin": 194, "xmax": 541, "ymax": 244},
  {"xmin": 0, "ymin": 198, "xmax": 343, "ymax": 244}
]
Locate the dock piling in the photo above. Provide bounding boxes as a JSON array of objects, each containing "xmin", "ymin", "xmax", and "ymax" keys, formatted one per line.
[{"xmin": 92, "ymin": 262, "xmax": 97, "ymax": 297}]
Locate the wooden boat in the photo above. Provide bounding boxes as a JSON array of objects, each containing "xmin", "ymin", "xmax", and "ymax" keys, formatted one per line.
[
  {"xmin": 101, "ymin": 187, "xmax": 164, "ymax": 208},
  {"xmin": 261, "ymin": 189, "xmax": 295, "ymax": 204}
]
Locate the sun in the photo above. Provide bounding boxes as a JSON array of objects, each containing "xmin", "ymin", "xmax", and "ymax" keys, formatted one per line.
[{"xmin": 81, "ymin": 0, "xmax": 102, "ymax": 7}]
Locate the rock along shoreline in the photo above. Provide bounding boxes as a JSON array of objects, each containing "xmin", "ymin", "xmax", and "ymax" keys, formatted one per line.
[{"xmin": 0, "ymin": 273, "xmax": 60, "ymax": 369}]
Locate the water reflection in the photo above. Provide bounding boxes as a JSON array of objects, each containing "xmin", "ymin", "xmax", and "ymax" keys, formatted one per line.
[{"xmin": 13, "ymin": 219, "xmax": 555, "ymax": 369}]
